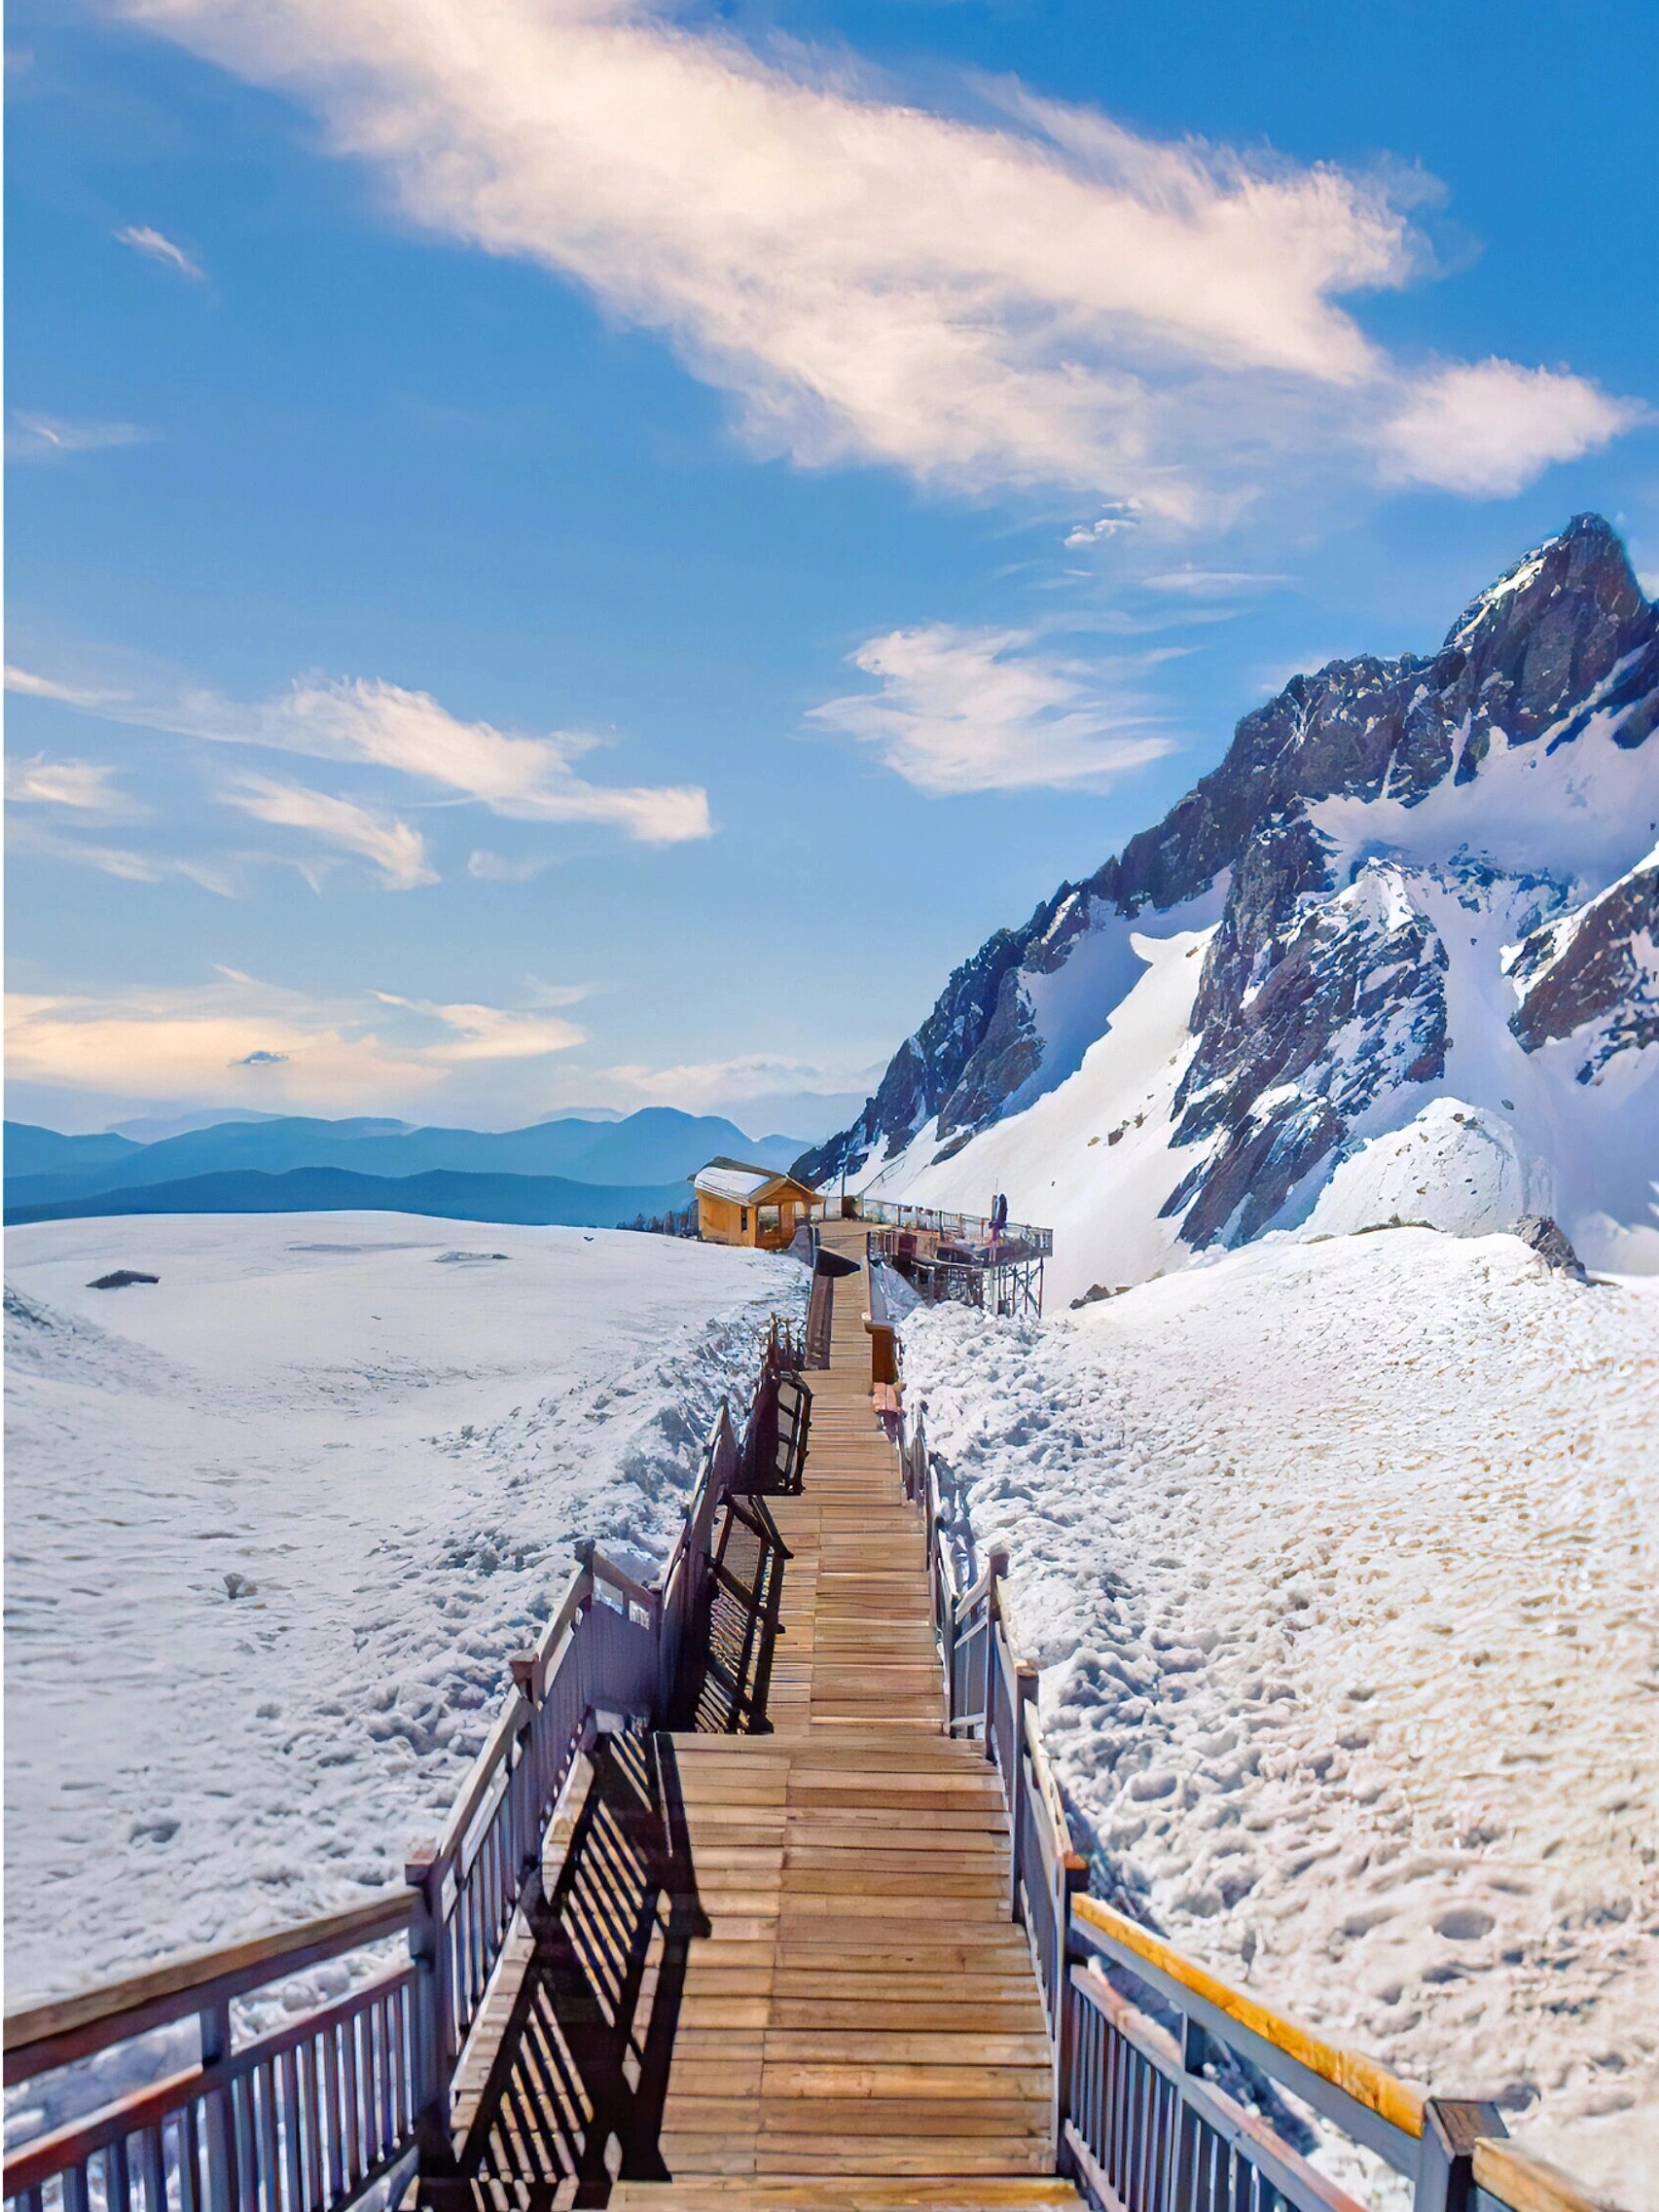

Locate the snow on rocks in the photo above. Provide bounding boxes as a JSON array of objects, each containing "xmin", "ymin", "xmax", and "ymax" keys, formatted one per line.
[
  {"xmin": 1302, "ymin": 1097, "xmax": 1554, "ymax": 1239},
  {"xmin": 867, "ymin": 921, "xmax": 1214, "ymax": 1305},
  {"xmin": 4, "ymin": 1213, "xmax": 803, "ymax": 2006},
  {"xmin": 900, "ymin": 1228, "xmax": 1659, "ymax": 2209}
]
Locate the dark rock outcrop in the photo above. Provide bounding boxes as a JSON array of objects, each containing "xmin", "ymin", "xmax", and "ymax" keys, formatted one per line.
[
  {"xmin": 1507, "ymin": 850, "xmax": 1659, "ymax": 1081},
  {"xmin": 1164, "ymin": 857, "xmax": 1450, "ymax": 1246},
  {"xmin": 1515, "ymin": 1215, "xmax": 1590, "ymax": 1284}
]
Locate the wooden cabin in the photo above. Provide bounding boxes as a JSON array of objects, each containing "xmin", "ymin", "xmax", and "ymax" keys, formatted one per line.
[{"xmin": 693, "ymin": 1157, "xmax": 817, "ymax": 1251}]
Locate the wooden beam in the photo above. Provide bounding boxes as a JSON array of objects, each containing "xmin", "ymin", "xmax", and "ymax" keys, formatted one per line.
[{"xmin": 1071, "ymin": 1895, "xmax": 1425, "ymax": 2137}]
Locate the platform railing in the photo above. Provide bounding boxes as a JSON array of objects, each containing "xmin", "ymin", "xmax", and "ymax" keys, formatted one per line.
[
  {"xmin": 855, "ymin": 1195, "xmax": 1054, "ymax": 1255},
  {"xmin": 896, "ymin": 1389, "xmax": 1622, "ymax": 2212},
  {"xmin": 4, "ymin": 1320, "xmax": 810, "ymax": 2212}
]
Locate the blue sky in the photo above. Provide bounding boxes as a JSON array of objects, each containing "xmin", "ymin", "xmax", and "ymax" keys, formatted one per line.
[{"xmin": 8, "ymin": 0, "xmax": 1657, "ymax": 1138}]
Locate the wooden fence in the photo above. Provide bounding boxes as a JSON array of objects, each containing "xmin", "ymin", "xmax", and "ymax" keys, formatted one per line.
[
  {"xmin": 895, "ymin": 1404, "xmax": 1618, "ymax": 2212},
  {"xmin": 3, "ymin": 1321, "xmax": 809, "ymax": 2212}
]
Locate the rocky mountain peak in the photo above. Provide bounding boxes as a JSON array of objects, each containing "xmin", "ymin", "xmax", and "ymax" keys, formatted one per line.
[
  {"xmin": 1444, "ymin": 511, "xmax": 1652, "ymax": 691},
  {"xmin": 798, "ymin": 517, "xmax": 1658, "ymax": 1242}
]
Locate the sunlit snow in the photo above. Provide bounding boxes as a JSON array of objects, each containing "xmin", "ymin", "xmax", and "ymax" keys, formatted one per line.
[
  {"xmin": 4, "ymin": 1213, "xmax": 801, "ymax": 2004},
  {"xmin": 902, "ymin": 1229, "xmax": 1659, "ymax": 2207}
]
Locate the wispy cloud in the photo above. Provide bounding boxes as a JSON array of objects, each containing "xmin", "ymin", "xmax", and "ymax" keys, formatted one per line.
[
  {"xmin": 6, "ymin": 660, "xmax": 713, "ymax": 845},
  {"xmin": 8, "ymin": 413, "xmax": 152, "ymax": 461},
  {"xmin": 115, "ymin": 223, "xmax": 206, "ymax": 280},
  {"xmin": 467, "ymin": 848, "xmax": 557, "ymax": 883},
  {"xmin": 5, "ymin": 816, "xmax": 238, "ymax": 895},
  {"xmin": 121, "ymin": 0, "xmax": 1634, "ymax": 509},
  {"xmin": 1377, "ymin": 358, "xmax": 1643, "ymax": 498},
  {"xmin": 809, "ymin": 624, "xmax": 1176, "ymax": 795},
  {"xmin": 371, "ymin": 991, "xmax": 585, "ymax": 1059},
  {"xmin": 6, "ymin": 972, "xmax": 589, "ymax": 1110},
  {"xmin": 1064, "ymin": 506, "xmax": 1142, "ymax": 550},
  {"xmin": 5, "ymin": 753, "xmax": 142, "ymax": 816},
  {"xmin": 223, "ymin": 774, "xmax": 437, "ymax": 889},
  {"xmin": 1140, "ymin": 569, "xmax": 1291, "ymax": 598}
]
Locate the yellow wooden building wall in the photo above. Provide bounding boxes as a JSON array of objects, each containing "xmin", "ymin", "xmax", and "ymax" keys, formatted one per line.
[{"xmin": 696, "ymin": 1182, "xmax": 813, "ymax": 1251}]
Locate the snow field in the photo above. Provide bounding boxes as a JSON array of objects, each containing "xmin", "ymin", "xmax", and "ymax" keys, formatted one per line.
[
  {"xmin": 867, "ymin": 920, "xmax": 1215, "ymax": 1306},
  {"xmin": 4, "ymin": 1214, "xmax": 803, "ymax": 2007},
  {"xmin": 899, "ymin": 1229, "xmax": 1658, "ymax": 2209}
]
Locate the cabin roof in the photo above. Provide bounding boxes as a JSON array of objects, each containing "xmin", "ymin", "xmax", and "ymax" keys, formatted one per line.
[{"xmin": 694, "ymin": 1157, "xmax": 816, "ymax": 1205}]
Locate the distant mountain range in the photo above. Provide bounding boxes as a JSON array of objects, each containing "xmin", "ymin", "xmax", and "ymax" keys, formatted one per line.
[
  {"xmin": 4, "ymin": 1166, "xmax": 696, "ymax": 1232},
  {"xmin": 3, "ymin": 1107, "xmax": 804, "ymax": 1227}
]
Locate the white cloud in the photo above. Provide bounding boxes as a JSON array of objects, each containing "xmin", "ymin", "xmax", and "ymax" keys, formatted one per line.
[
  {"xmin": 5, "ymin": 816, "xmax": 238, "ymax": 895},
  {"xmin": 467, "ymin": 848, "xmax": 556, "ymax": 883},
  {"xmin": 4, "ymin": 667, "xmax": 127, "ymax": 707},
  {"xmin": 6, "ymin": 662, "xmax": 713, "ymax": 846},
  {"xmin": 222, "ymin": 774, "xmax": 437, "ymax": 889},
  {"xmin": 8, "ymin": 413, "xmax": 152, "ymax": 460},
  {"xmin": 1140, "ymin": 568, "xmax": 1290, "ymax": 598},
  {"xmin": 809, "ymin": 623, "xmax": 1176, "ymax": 795},
  {"xmin": 371, "ymin": 991, "xmax": 585, "ymax": 1059},
  {"xmin": 115, "ymin": 223, "xmax": 205, "ymax": 280},
  {"xmin": 5, "ymin": 754, "xmax": 140, "ymax": 816},
  {"xmin": 6, "ymin": 974, "xmax": 588, "ymax": 1111},
  {"xmin": 119, "ymin": 0, "xmax": 1634, "ymax": 509},
  {"xmin": 1378, "ymin": 359, "xmax": 1643, "ymax": 498},
  {"xmin": 1064, "ymin": 506, "xmax": 1142, "ymax": 548}
]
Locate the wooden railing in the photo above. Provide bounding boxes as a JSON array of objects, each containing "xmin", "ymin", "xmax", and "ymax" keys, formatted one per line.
[
  {"xmin": 800, "ymin": 1227, "xmax": 859, "ymax": 1370},
  {"xmin": 856, "ymin": 1195, "xmax": 1054, "ymax": 1256},
  {"xmin": 895, "ymin": 1391, "xmax": 1624, "ymax": 2212},
  {"xmin": 4, "ymin": 1320, "xmax": 810, "ymax": 2212}
]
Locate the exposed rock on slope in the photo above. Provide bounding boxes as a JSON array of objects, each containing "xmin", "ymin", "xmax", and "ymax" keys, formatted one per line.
[
  {"xmin": 800, "ymin": 516, "xmax": 1659, "ymax": 1284},
  {"xmin": 1506, "ymin": 844, "xmax": 1659, "ymax": 1078}
]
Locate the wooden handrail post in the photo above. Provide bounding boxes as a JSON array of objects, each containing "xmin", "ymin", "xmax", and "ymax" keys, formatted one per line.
[
  {"xmin": 984, "ymin": 1548, "xmax": 1010, "ymax": 1760},
  {"xmin": 1419, "ymin": 2100, "xmax": 1510, "ymax": 2212},
  {"xmin": 404, "ymin": 1837, "xmax": 454, "ymax": 2168},
  {"xmin": 1007, "ymin": 1660, "xmax": 1038, "ymax": 1921},
  {"xmin": 198, "ymin": 2002, "xmax": 234, "ymax": 2212},
  {"xmin": 1053, "ymin": 1849, "xmax": 1089, "ymax": 2162},
  {"xmin": 939, "ymin": 1576, "xmax": 958, "ymax": 1732}
]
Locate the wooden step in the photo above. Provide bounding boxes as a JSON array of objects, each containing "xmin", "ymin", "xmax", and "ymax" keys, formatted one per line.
[{"xmin": 611, "ymin": 2181, "xmax": 1081, "ymax": 2211}]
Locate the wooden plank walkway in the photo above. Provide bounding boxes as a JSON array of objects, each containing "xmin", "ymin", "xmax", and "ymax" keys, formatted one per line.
[{"xmin": 624, "ymin": 1221, "xmax": 1072, "ymax": 2206}]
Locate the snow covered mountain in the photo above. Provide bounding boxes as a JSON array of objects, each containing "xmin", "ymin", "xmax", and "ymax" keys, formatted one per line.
[{"xmin": 797, "ymin": 514, "xmax": 1659, "ymax": 1294}]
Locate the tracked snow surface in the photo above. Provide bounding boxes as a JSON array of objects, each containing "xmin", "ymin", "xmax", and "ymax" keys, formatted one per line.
[
  {"xmin": 4, "ymin": 1214, "xmax": 802, "ymax": 2007},
  {"xmin": 900, "ymin": 1230, "xmax": 1658, "ymax": 2208}
]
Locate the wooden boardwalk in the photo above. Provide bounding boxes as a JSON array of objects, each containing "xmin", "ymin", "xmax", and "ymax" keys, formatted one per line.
[{"xmin": 613, "ymin": 1222, "xmax": 1072, "ymax": 2210}]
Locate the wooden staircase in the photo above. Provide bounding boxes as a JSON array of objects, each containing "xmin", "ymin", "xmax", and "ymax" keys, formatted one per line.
[
  {"xmin": 632, "ymin": 1220, "xmax": 1072, "ymax": 2200},
  {"xmin": 611, "ymin": 2183, "xmax": 1081, "ymax": 2210}
]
